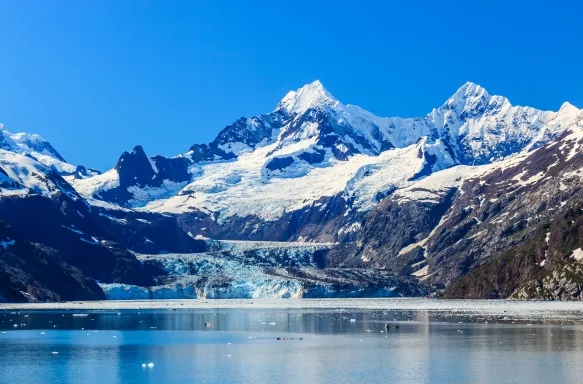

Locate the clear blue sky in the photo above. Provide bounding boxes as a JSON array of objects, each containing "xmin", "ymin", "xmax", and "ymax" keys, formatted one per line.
[{"xmin": 0, "ymin": 0, "xmax": 581, "ymax": 170}]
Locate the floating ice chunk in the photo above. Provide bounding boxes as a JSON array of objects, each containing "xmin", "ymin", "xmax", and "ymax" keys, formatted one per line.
[
  {"xmin": 147, "ymin": 362, "xmax": 154, "ymax": 368},
  {"xmin": 40, "ymin": 332, "xmax": 46, "ymax": 335},
  {"xmin": 51, "ymin": 352, "xmax": 59, "ymax": 355},
  {"xmin": 349, "ymin": 319, "xmax": 356, "ymax": 322}
]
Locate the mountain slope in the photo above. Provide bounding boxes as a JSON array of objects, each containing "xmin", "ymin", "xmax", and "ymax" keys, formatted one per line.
[
  {"xmin": 71, "ymin": 81, "xmax": 581, "ymax": 245},
  {"xmin": 0, "ymin": 127, "xmax": 65, "ymax": 162},
  {"xmin": 1, "ymin": 80, "xmax": 582, "ymax": 301},
  {"xmin": 0, "ymin": 142, "xmax": 207, "ymax": 302},
  {"xmin": 0, "ymin": 221, "xmax": 104, "ymax": 302},
  {"xmin": 0, "ymin": 127, "xmax": 99, "ymax": 179},
  {"xmin": 354, "ymin": 110, "xmax": 583, "ymax": 298}
]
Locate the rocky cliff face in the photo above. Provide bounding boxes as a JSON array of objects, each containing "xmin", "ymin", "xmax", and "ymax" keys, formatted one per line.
[
  {"xmin": 0, "ymin": 221, "xmax": 104, "ymax": 302},
  {"xmin": 356, "ymin": 115, "xmax": 583, "ymax": 300},
  {"xmin": 512, "ymin": 262, "xmax": 583, "ymax": 300},
  {"xmin": 443, "ymin": 201, "xmax": 583, "ymax": 300}
]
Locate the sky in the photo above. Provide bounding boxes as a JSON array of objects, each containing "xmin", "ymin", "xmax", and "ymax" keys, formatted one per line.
[{"xmin": 0, "ymin": 0, "xmax": 582, "ymax": 171}]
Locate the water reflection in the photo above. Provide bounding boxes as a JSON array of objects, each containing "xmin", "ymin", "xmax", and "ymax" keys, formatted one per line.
[{"xmin": 1, "ymin": 308, "xmax": 583, "ymax": 383}]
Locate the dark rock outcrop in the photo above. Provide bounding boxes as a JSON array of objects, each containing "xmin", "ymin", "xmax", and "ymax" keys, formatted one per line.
[{"xmin": 0, "ymin": 222, "xmax": 104, "ymax": 302}]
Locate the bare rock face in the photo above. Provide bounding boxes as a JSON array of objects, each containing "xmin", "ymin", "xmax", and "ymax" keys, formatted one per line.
[
  {"xmin": 441, "ymin": 229, "xmax": 547, "ymax": 299},
  {"xmin": 430, "ymin": 125, "xmax": 583, "ymax": 296},
  {"xmin": 0, "ymin": 222, "xmax": 104, "ymax": 302},
  {"xmin": 356, "ymin": 188, "xmax": 457, "ymax": 273},
  {"xmin": 442, "ymin": 198, "xmax": 583, "ymax": 300},
  {"xmin": 96, "ymin": 145, "xmax": 193, "ymax": 206},
  {"xmin": 512, "ymin": 264, "xmax": 583, "ymax": 301},
  {"xmin": 0, "ymin": 194, "xmax": 155, "ymax": 288},
  {"xmin": 353, "ymin": 116, "xmax": 583, "ymax": 299}
]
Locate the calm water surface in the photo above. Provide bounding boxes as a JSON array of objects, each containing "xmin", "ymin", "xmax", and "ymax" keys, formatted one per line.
[{"xmin": 1, "ymin": 305, "xmax": 583, "ymax": 383}]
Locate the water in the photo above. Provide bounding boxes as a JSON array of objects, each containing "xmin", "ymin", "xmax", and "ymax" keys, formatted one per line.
[{"xmin": 2, "ymin": 302, "xmax": 583, "ymax": 383}]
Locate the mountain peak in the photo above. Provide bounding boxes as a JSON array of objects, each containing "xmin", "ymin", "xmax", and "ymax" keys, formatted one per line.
[
  {"xmin": 559, "ymin": 101, "xmax": 579, "ymax": 114},
  {"xmin": 115, "ymin": 145, "xmax": 150, "ymax": 170},
  {"xmin": 130, "ymin": 145, "xmax": 147, "ymax": 155},
  {"xmin": 0, "ymin": 127, "xmax": 66, "ymax": 162},
  {"xmin": 276, "ymin": 80, "xmax": 341, "ymax": 114},
  {"xmin": 452, "ymin": 81, "xmax": 490, "ymax": 101},
  {"xmin": 440, "ymin": 81, "xmax": 495, "ymax": 114}
]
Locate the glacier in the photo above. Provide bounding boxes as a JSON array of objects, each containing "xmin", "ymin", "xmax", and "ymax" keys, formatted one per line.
[{"xmin": 100, "ymin": 240, "xmax": 420, "ymax": 299}]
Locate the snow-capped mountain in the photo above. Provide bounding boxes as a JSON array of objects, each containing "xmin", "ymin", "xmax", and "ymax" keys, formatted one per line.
[
  {"xmin": 70, "ymin": 81, "xmax": 580, "ymax": 243},
  {"xmin": 355, "ymin": 111, "xmax": 583, "ymax": 299},
  {"xmin": 2, "ymin": 80, "xmax": 582, "ymax": 302},
  {"xmin": 0, "ymin": 148, "xmax": 83, "ymax": 201},
  {"xmin": 0, "ymin": 127, "xmax": 65, "ymax": 161},
  {"xmin": 0, "ymin": 125, "xmax": 206, "ymax": 302},
  {"xmin": 0, "ymin": 126, "xmax": 99, "ymax": 179}
]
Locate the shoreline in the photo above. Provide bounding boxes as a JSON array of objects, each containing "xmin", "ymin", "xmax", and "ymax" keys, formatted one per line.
[{"xmin": 2, "ymin": 297, "xmax": 583, "ymax": 314}]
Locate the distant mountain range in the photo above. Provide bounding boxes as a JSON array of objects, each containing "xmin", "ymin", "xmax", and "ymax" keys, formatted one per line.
[{"xmin": 1, "ymin": 81, "xmax": 582, "ymax": 302}]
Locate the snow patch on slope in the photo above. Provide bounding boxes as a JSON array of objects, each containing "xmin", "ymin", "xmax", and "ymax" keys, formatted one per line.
[
  {"xmin": 72, "ymin": 169, "xmax": 120, "ymax": 196},
  {"xmin": 145, "ymin": 137, "xmax": 452, "ymax": 221},
  {"xmin": 0, "ymin": 149, "xmax": 64, "ymax": 197}
]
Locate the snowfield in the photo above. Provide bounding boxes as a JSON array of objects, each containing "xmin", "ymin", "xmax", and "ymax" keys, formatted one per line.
[
  {"xmin": 0, "ymin": 149, "xmax": 77, "ymax": 199},
  {"xmin": 142, "ymin": 138, "xmax": 449, "ymax": 220},
  {"xmin": 66, "ymin": 80, "xmax": 582, "ymax": 226}
]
